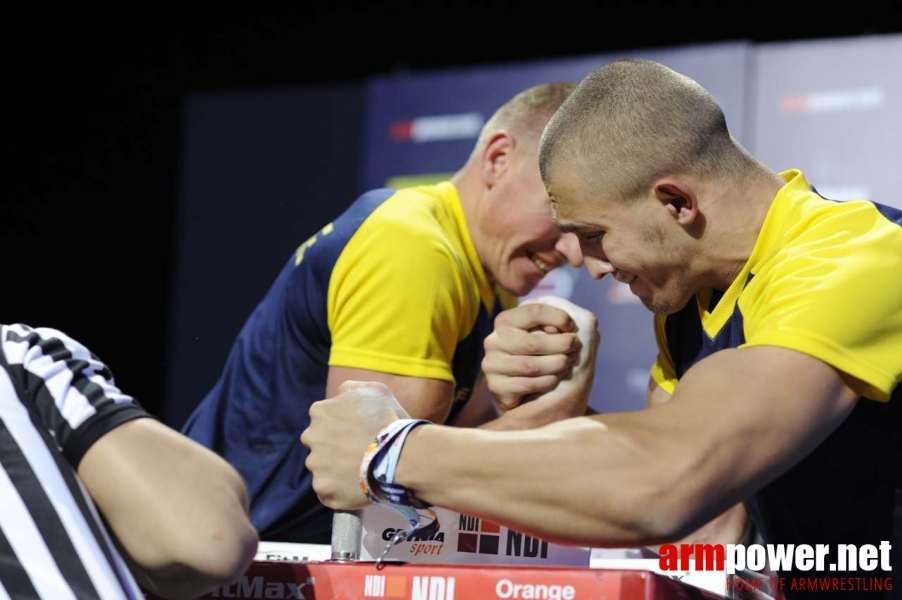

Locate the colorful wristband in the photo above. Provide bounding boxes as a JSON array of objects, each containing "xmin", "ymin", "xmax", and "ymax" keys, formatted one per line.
[{"xmin": 360, "ymin": 418, "xmax": 439, "ymax": 563}]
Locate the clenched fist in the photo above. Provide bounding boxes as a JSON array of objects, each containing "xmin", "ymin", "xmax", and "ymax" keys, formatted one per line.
[
  {"xmin": 482, "ymin": 296, "xmax": 600, "ymax": 422},
  {"xmin": 300, "ymin": 381, "xmax": 410, "ymax": 510}
]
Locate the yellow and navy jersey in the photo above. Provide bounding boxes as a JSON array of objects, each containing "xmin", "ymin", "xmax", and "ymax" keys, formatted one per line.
[
  {"xmin": 651, "ymin": 170, "xmax": 901, "ymax": 573},
  {"xmin": 182, "ymin": 182, "xmax": 515, "ymax": 543}
]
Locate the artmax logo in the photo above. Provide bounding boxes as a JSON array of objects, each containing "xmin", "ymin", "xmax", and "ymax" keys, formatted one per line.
[
  {"xmin": 364, "ymin": 574, "xmax": 406, "ymax": 599},
  {"xmin": 457, "ymin": 515, "xmax": 548, "ymax": 558},
  {"xmin": 208, "ymin": 575, "xmax": 314, "ymax": 598}
]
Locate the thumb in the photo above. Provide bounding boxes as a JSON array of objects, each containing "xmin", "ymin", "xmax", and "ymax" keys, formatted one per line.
[{"xmin": 494, "ymin": 392, "xmax": 522, "ymax": 412}]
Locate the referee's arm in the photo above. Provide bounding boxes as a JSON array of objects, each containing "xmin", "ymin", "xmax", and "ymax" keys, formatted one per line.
[{"xmin": 79, "ymin": 415, "xmax": 258, "ymax": 599}]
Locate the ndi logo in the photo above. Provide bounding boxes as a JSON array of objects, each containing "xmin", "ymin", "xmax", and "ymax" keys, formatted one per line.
[
  {"xmin": 411, "ymin": 576, "xmax": 455, "ymax": 600},
  {"xmin": 457, "ymin": 515, "xmax": 549, "ymax": 558},
  {"xmin": 457, "ymin": 515, "xmax": 500, "ymax": 554},
  {"xmin": 364, "ymin": 574, "xmax": 406, "ymax": 599},
  {"xmin": 506, "ymin": 531, "xmax": 549, "ymax": 559}
]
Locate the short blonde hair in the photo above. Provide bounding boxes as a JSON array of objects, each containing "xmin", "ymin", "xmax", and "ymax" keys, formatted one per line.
[{"xmin": 470, "ymin": 81, "xmax": 577, "ymax": 160}]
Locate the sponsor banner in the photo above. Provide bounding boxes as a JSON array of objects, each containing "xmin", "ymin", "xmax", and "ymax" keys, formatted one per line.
[
  {"xmin": 144, "ymin": 560, "xmax": 727, "ymax": 600},
  {"xmin": 359, "ymin": 505, "xmax": 591, "ymax": 567},
  {"xmin": 753, "ymin": 35, "xmax": 902, "ymax": 211},
  {"xmin": 389, "ymin": 113, "xmax": 485, "ymax": 143},
  {"xmin": 778, "ymin": 87, "xmax": 885, "ymax": 115}
]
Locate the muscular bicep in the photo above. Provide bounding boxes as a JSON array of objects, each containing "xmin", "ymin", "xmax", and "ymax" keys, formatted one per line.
[
  {"xmin": 327, "ymin": 366, "xmax": 454, "ymax": 423},
  {"xmin": 647, "ymin": 345, "xmax": 858, "ymax": 530}
]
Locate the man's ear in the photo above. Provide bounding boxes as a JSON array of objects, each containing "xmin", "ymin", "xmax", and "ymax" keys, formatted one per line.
[
  {"xmin": 481, "ymin": 131, "xmax": 515, "ymax": 188},
  {"xmin": 653, "ymin": 177, "xmax": 698, "ymax": 226}
]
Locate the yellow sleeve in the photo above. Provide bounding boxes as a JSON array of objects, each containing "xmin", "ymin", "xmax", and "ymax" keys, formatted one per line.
[
  {"xmin": 740, "ymin": 220, "xmax": 902, "ymax": 401},
  {"xmin": 326, "ymin": 209, "xmax": 476, "ymax": 384},
  {"xmin": 650, "ymin": 313, "xmax": 678, "ymax": 394}
]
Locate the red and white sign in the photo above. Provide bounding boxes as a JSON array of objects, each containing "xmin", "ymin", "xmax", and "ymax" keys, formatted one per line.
[{"xmin": 145, "ymin": 560, "xmax": 727, "ymax": 600}]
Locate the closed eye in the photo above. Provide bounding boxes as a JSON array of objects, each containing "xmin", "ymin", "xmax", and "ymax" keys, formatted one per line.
[{"xmin": 583, "ymin": 232, "xmax": 604, "ymax": 244}]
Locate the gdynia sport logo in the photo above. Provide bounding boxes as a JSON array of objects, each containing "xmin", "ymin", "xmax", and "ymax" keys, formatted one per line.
[{"xmin": 658, "ymin": 541, "xmax": 893, "ymax": 594}]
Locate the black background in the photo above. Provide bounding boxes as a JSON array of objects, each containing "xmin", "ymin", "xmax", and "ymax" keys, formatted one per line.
[{"xmin": 6, "ymin": 7, "xmax": 899, "ymax": 416}]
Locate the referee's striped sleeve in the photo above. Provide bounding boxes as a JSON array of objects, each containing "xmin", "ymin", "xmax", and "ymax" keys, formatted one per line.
[
  {"xmin": 1, "ymin": 324, "xmax": 148, "ymax": 599},
  {"xmin": 1, "ymin": 323, "xmax": 151, "ymax": 466}
]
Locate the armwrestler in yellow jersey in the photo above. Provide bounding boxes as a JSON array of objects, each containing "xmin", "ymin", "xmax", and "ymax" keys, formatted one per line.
[{"xmin": 183, "ymin": 82, "xmax": 587, "ymax": 543}]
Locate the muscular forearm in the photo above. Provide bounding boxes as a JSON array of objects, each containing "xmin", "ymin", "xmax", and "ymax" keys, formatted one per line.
[
  {"xmin": 395, "ymin": 348, "xmax": 858, "ymax": 549},
  {"xmin": 396, "ymin": 415, "xmax": 693, "ymax": 547}
]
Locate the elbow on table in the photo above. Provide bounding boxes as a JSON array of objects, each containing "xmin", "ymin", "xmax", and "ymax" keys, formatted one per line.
[
  {"xmin": 146, "ymin": 478, "xmax": 259, "ymax": 595},
  {"xmin": 188, "ymin": 472, "xmax": 257, "ymax": 577},
  {"xmin": 147, "ymin": 517, "xmax": 259, "ymax": 598},
  {"xmin": 191, "ymin": 517, "xmax": 259, "ymax": 584}
]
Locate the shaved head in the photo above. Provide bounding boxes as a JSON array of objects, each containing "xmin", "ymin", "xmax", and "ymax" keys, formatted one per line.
[{"xmin": 540, "ymin": 58, "xmax": 752, "ymax": 202}]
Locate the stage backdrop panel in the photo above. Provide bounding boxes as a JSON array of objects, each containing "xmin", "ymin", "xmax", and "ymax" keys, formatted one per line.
[
  {"xmin": 360, "ymin": 43, "xmax": 752, "ymax": 413},
  {"xmin": 163, "ymin": 84, "xmax": 366, "ymax": 427},
  {"xmin": 751, "ymin": 34, "xmax": 902, "ymax": 209}
]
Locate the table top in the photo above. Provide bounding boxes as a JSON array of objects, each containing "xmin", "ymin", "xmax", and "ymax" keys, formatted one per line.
[{"xmin": 144, "ymin": 559, "xmax": 729, "ymax": 599}]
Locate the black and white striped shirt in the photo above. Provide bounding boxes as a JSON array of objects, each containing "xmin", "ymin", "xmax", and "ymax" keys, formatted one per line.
[{"xmin": 0, "ymin": 323, "xmax": 150, "ymax": 599}]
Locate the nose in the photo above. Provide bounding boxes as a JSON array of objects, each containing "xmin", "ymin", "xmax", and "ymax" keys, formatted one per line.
[
  {"xmin": 584, "ymin": 254, "xmax": 615, "ymax": 280},
  {"xmin": 555, "ymin": 233, "xmax": 584, "ymax": 267}
]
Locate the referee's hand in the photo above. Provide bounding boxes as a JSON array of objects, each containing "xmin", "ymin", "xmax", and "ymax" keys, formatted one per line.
[{"xmin": 301, "ymin": 381, "xmax": 408, "ymax": 510}]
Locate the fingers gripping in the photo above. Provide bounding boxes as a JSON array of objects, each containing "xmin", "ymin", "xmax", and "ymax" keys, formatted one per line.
[{"xmin": 484, "ymin": 296, "xmax": 599, "ymax": 411}]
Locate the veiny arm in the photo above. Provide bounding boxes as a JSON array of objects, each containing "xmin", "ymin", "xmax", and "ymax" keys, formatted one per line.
[{"xmin": 395, "ymin": 346, "xmax": 857, "ymax": 546}]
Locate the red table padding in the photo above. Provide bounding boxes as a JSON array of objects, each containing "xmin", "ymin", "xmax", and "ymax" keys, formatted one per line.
[{"xmin": 145, "ymin": 560, "xmax": 726, "ymax": 599}]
